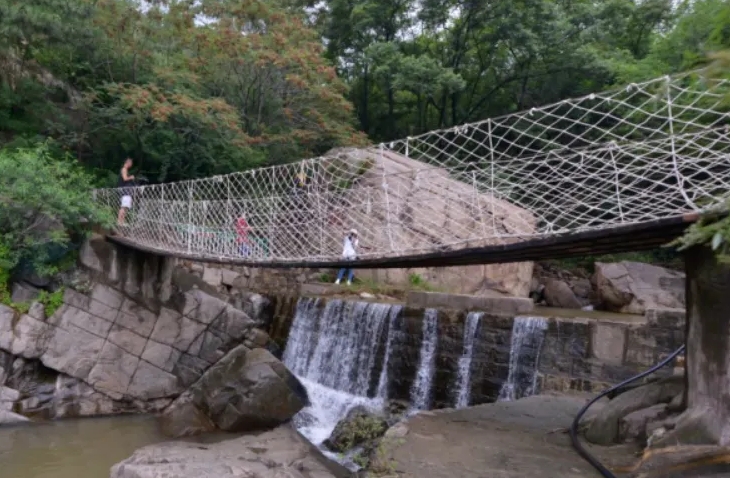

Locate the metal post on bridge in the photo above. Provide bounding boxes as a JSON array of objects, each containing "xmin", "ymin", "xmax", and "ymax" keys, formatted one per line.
[{"xmin": 487, "ymin": 118, "xmax": 496, "ymax": 234}]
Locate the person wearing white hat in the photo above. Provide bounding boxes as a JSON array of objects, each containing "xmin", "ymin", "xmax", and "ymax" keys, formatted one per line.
[{"xmin": 335, "ymin": 229, "xmax": 359, "ymax": 285}]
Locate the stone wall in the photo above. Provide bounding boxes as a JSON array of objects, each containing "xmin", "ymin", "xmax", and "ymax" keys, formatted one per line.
[
  {"xmin": 537, "ymin": 308, "xmax": 685, "ymax": 394},
  {"xmin": 0, "ymin": 236, "xmax": 277, "ymax": 422}
]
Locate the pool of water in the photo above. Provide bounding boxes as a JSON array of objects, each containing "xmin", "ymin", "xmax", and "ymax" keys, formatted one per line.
[{"xmin": 0, "ymin": 416, "xmax": 166, "ymax": 478}]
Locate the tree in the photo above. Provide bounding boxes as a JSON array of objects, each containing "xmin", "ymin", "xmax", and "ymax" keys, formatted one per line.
[{"xmin": 0, "ymin": 145, "xmax": 112, "ymax": 289}]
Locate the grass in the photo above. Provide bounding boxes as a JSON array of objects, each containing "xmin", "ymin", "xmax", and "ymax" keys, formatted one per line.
[
  {"xmin": 546, "ymin": 248, "xmax": 684, "ymax": 274},
  {"xmin": 316, "ymin": 272, "xmax": 441, "ymax": 301}
]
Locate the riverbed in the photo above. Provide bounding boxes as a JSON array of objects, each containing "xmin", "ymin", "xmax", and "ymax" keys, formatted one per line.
[{"xmin": 0, "ymin": 416, "xmax": 166, "ymax": 478}]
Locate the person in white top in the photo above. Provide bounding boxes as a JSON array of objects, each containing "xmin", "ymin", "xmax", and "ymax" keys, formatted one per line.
[{"xmin": 335, "ymin": 229, "xmax": 359, "ymax": 285}]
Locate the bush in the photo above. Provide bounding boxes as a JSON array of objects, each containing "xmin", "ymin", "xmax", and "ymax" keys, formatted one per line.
[{"xmin": 0, "ymin": 145, "xmax": 112, "ymax": 286}]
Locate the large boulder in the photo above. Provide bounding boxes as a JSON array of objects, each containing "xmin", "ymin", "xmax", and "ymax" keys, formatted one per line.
[
  {"xmin": 111, "ymin": 425, "xmax": 345, "ymax": 478},
  {"xmin": 295, "ymin": 148, "xmax": 537, "ymax": 298},
  {"xmin": 160, "ymin": 345, "xmax": 308, "ymax": 437},
  {"xmin": 324, "ymin": 405, "xmax": 388, "ymax": 453},
  {"xmin": 593, "ymin": 261, "xmax": 685, "ymax": 314},
  {"xmin": 584, "ymin": 376, "xmax": 684, "ymax": 445}
]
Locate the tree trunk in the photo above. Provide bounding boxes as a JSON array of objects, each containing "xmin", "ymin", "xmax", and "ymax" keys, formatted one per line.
[{"xmin": 660, "ymin": 246, "xmax": 730, "ymax": 446}]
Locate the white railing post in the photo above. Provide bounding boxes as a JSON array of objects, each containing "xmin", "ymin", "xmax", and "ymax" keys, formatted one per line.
[
  {"xmin": 380, "ymin": 144, "xmax": 395, "ymax": 253},
  {"xmin": 665, "ymin": 75, "xmax": 696, "ymax": 210},
  {"xmin": 187, "ymin": 182, "xmax": 193, "ymax": 254},
  {"xmin": 607, "ymin": 147, "xmax": 625, "ymax": 223},
  {"xmin": 487, "ymin": 119, "xmax": 496, "ymax": 234}
]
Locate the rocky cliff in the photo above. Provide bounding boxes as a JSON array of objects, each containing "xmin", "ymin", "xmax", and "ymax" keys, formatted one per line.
[{"xmin": 0, "ymin": 235, "xmax": 305, "ymax": 431}]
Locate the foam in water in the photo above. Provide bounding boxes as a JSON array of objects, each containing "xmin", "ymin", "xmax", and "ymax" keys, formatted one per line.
[
  {"xmin": 454, "ymin": 311, "xmax": 482, "ymax": 408},
  {"xmin": 498, "ymin": 316, "xmax": 549, "ymax": 401},
  {"xmin": 282, "ymin": 298, "xmax": 397, "ymax": 448},
  {"xmin": 409, "ymin": 308, "xmax": 439, "ymax": 411}
]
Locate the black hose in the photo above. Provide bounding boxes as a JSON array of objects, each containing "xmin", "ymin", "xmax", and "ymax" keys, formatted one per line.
[{"xmin": 569, "ymin": 344, "xmax": 686, "ymax": 478}]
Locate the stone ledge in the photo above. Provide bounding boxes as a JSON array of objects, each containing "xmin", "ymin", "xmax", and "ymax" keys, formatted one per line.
[{"xmin": 405, "ymin": 291, "xmax": 534, "ymax": 316}]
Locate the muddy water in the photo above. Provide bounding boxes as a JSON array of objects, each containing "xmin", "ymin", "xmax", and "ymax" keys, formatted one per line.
[{"xmin": 0, "ymin": 416, "xmax": 165, "ymax": 478}]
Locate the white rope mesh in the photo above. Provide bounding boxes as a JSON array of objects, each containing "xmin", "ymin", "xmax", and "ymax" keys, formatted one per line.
[{"xmin": 93, "ymin": 73, "xmax": 730, "ymax": 264}]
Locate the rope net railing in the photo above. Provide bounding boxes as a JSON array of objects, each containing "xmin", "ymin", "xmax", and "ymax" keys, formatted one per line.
[{"xmin": 93, "ymin": 73, "xmax": 730, "ymax": 264}]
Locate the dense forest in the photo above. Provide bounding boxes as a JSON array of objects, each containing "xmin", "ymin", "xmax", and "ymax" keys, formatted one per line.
[
  {"xmin": 0, "ymin": 0, "xmax": 729, "ymax": 284},
  {"xmin": 1, "ymin": 0, "xmax": 729, "ymax": 184}
]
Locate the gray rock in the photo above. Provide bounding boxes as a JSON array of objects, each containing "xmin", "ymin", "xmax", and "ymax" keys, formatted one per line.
[
  {"xmin": 159, "ymin": 391, "xmax": 216, "ymax": 438},
  {"xmin": 42, "ymin": 325, "xmax": 105, "ymax": 380},
  {"xmin": 0, "ymin": 409, "xmax": 30, "ymax": 425},
  {"xmin": 87, "ymin": 341, "xmax": 140, "ymax": 398},
  {"xmin": 0, "ymin": 386, "xmax": 20, "ymax": 411},
  {"xmin": 127, "ymin": 360, "xmax": 181, "ymax": 400},
  {"xmin": 593, "ymin": 262, "xmax": 685, "ymax": 314},
  {"xmin": 220, "ymin": 268, "xmax": 239, "ymax": 287},
  {"xmin": 10, "ymin": 314, "xmax": 53, "ymax": 359},
  {"xmin": 149, "ymin": 307, "xmax": 205, "ymax": 352},
  {"xmin": 11, "ymin": 282, "xmax": 41, "ymax": 304},
  {"xmin": 163, "ymin": 346, "xmax": 307, "ymax": 436},
  {"xmin": 543, "ymin": 279, "xmax": 582, "ymax": 309},
  {"xmin": 584, "ymin": 376, "xmax": 684, "ymax": 445},
  {"xmin": 107, "ymin": 324, "xmax": 148, "ymax": 356},
  {"xmin": 116, "ymin": 299, "xmax": 158, "ymax": 338},
  {"xmin": 110, "ymin": 425, "xmax": 340, "ymax": 478},
  {"xmin": 618, "ymin": 403, "xmax": 668, "ymax": 443},
  {"xmin": 0, "ymin": 305, "xmax": 15, "ymax": 351},
  {"xmin": 140, "ymin": 340, "xmax": 180, "ymax": 373}
]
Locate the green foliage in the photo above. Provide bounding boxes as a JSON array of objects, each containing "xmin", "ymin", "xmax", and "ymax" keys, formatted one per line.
[
  {"xmin": 408, "ymin": 272, "xmax": 426, "ymax": 287},
  {"xmin": 672, "ymin": 199, "xmax": 730, "ymax": 262},
  {"xmin": 37, "ymin": 288, "xmax": 65, "ymax": 317},
  {"xmin": 0, "ymin": 145, "xmax": 112, "ymax": 278}
]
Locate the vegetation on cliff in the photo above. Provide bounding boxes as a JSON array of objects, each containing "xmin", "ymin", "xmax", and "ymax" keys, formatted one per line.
[{"xmin": 0, "ymin": 146, "xmax": 110, "ymax": 296}]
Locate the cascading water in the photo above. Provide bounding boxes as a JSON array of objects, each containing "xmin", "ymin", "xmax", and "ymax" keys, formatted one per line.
[
  {"xmin": 409, "ymin": 308, "xmax": 439, "ymax": 411},
  {"xmin": 282, "ymin": 298, "xmax": 401, "ymax": 446},
  {"xmin": 376, "ymin": 306, "xmax": 402, "ymax": 400},
  {"xmin": 498, "ymin": 316, "xmax": 549, "ymax": 401},
  {"xmin": 454, "ymin": 312, "xmax": 482, "ymax": 408}
]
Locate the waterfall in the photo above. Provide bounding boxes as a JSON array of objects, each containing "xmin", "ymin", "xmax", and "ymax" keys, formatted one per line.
[
  {"xmin": 376, "ymin": 305, "xmax": 403, "ymax": 400},
  {"xmin": 498, "ymin": 316, "xmax": 549, "ymax": 401},
  {"xmin": 454, "ymin": 312, "xmax": 482, "ymax": 408},
  {"xmin": 409, "ymin": 308, "xmax": 439, "ymax": 411},
  {"xmin": 282, "ymin": 298, "xmax": 398, "ymax": 446}
]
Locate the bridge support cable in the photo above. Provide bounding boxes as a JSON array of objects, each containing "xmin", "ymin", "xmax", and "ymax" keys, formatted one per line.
[
  {"xmin": 93, "ymin": 71, "xmax": 730, "ymax": 265},
  {"xmin": 570, "ymin": 344, "xmax": 686, "ymax": 478}
]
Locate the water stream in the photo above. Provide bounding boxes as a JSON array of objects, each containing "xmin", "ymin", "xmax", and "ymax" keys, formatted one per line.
[
  {"xmin": 282, "ymin": 298, "xmax": 401, "ymax": 447},
  {"xmin": 498, "ymin": 316, "xmax": 549, "ymax": 401},
  {"xmin": 454, "ymin": 311, "xmax": 482, "ymax": 408},
  {"xmin": 409, "ymin": 308, "xmax": 439, "ymax": 411}
]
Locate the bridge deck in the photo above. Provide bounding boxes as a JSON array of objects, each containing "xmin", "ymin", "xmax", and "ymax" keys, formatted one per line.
[{"xmin": 106, "ymin": 213, "xmax": 697, "ymax": 269}]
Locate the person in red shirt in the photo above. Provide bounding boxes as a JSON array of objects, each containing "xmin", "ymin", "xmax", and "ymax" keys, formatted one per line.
[{"xmin": 236, "ymin": 214, "xmax": 251, "ymax": 256}]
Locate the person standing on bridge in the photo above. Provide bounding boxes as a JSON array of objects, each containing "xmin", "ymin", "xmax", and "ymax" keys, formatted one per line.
[
  {"xmin": 236, "ymin": 213, "xmax": 252, "ymax": 257},
  {"xmin": 117, "ymin": 158, "xmax": 135, "ymax": 226},
  {"xmin": 335, "ymin": 229, "xmax": 359, "ymax": 285}
]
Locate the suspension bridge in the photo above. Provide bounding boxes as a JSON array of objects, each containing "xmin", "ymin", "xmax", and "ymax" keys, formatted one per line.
[{"xmin": 94, "ymin": 72, "xmax": 730, "ymax": 269}]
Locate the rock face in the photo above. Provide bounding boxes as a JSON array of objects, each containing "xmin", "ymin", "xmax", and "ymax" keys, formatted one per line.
[
  {"xmin": 160, "ymin": 345, "xmax": 308, "ymax": 437},
  {"xmin": 324, "ymin": 406, "xmax": 388, "ymax": 453},
  {"xmin": 584, "ymin": 376, "xmax": 684, "ymax": 445},
  {"xmin": 313, "ymin": 148, "xmax": 537, "ymax": 298},
  {"xmin": 0, "ymin": 237, "xmax": 281, "ymax": 422},
  {"xmin": 111, "ymin": 425, "xmax": 345, "ymax": 478},
  {"xmin": 593, "ymin": 261, "xmax": 685, "ymax": 314}
]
